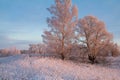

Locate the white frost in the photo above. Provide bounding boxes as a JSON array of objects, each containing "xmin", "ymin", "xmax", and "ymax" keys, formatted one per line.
[{"xmin": 0, "ymin": 54, "xmax": 120, "ymax": 80}]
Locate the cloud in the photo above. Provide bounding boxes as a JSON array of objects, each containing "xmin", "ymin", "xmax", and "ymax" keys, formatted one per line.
[{"xmin": 0, "ymin": 34, "xmax": 40, "ymax": 49}]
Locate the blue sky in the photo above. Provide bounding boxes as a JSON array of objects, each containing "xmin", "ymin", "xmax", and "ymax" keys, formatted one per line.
[{"xmin": 0, "ymin": 0, "xmax": 120, "ymax": 49}]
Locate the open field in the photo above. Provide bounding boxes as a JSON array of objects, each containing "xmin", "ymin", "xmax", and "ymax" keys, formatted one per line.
[{"xmin": 0, "ymin": 54, "xmax": 120, "ymax": 80}]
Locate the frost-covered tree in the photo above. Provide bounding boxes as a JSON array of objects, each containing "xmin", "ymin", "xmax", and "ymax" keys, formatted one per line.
[
  {"xmin": 0, "ymin": 47, "xmax": 21, "ymax": 56},
  {"xmin": 29, "ymin": 43, "xmax": 46, "ymax": 54},
  {"xmin": 42, "ymin": 0, "xmax": 78, "ymax": 59},
  {"xmin": 77, "ymin": 16, "xmax": 113, "ymax": 63},
  {"xmin": 9, "ymin": 47, "xmax": 21, "ymax": 54},
  {"xmin": 110, "ymin": 43, "xmax": 120, "ymax": 56}
]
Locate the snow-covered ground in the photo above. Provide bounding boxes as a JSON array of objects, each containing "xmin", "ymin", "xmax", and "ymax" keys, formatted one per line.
[{"xmin": 0, "ymin": 54, "xmax": 120, "ymax": 80}]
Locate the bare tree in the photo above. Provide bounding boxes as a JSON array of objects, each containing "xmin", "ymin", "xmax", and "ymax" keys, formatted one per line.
[
  {"xmin": 42, "ymin": 0, "xmax": 78, "ymax": 60},
  {"xmin": 76, "ymin": 16, "xmax": 113, "ymax": 63}
]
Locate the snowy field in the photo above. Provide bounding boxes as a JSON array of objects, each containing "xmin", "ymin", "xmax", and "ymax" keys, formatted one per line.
[{"xmin": 0, "ymin": 54, "xmax": 120, "ymax": 80}]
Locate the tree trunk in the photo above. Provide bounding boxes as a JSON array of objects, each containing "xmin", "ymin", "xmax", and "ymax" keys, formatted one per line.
[
  {"xmin": 88, "ymin": 54, "xmax": 96, "ymax": 64},
  {"xmin": 61, "ymin": 53, "xmax": 65, "ymax": 60}
]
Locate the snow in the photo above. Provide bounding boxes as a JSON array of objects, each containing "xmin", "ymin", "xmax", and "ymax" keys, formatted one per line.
[
  {"xmin": 0, "ymin": 54, "xmax": 28, "ymax": 63},
  {"xmin": 106, "ymin": 56, "xmax": 120, "ymax": 69},
  {"xmin": 0, "ymin": 54, "xmax": 120, "ymax": 80}
]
